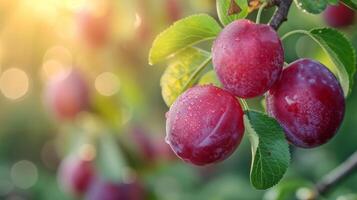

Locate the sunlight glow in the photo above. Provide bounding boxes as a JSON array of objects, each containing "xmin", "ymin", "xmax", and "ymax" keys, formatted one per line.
[{"xmin": 0, "ymin": 68, "xmax": 29, "ymax": 100}]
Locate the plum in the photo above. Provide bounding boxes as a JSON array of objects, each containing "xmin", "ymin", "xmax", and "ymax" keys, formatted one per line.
[
  {"xmin": 76, "ymin": 2, "xmax": 112, "ymax": 47},
  {"xmin": 212, "ymin": 19, "xmax": 284, "ymax": 98},
  {"xmin": 58, "ymin": 155, "xmax": 95, "ymax": 196},
  {"xmin": 166, "ymin": 85, "xmax": 244, "ymax": 165},
  {"xmin": 85, "ymin": 179, "xmax": 145, "ymax": 200},
  {"xmin": 44, "ymin": 70, "xmax": 90, "ymax": 120},
  {"xmin": 266, "ymin": 59, "xmax": 345, "ymax": 148},
  {"xmin": 324, "ymin": 3, "xmax": 355, "ymax": 28}
]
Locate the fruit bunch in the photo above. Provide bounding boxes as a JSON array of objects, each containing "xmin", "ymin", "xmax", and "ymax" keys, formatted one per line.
[
  {"xmin": 165, "ymin": 19, "xmax": 345, "ymax": 165},
  {"xmin": 58, "ymin": 153, "xmax": 146, "ymax": 200},
  {"xmin": 149, "ymin": 0, "xmax": 356, "ymax": 189}
]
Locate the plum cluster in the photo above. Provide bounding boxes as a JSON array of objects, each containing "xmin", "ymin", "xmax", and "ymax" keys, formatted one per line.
[
  {"xmin": 58, "ymin": 154, "xmax": 146, "ymax": 200},
  {"xmin": 166, "ymin": 19, "xmax": 345, "ymax": 165}
]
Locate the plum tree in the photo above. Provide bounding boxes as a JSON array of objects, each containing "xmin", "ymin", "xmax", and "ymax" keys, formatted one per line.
[
  {"xmin": 85, "ymin": 179, "xmax": 145, "ymax": 200},
  {"xmin": 44, "ymin": 70, "xmax": 90, "ymax": 120},
  {"xmin": 266, "ymin": 59, "xmax": 345, "ymax": 148},
  {"xmin": 166, "ymin": 85, "xmax": 244, "ymax": 165},
  {"xmin": 323, "ymin": 3, "xmax": 355, "ymax": 28},
  {"xmin": 58, "ymin": 155, "xmax": 95, "ymax": 196},
  {"xmin": 212, "ymin": 19, "xmax": 284, "ymax": 98},
  {"xmin": 149, "ymin": 0, "xmax": 356, "ymax": 192}
]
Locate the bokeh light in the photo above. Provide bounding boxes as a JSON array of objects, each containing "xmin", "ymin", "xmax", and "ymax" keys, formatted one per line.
[
  {"xmin": 134, "ymin": 12, "xmax": 142, "ymax": 29},
  {"xmin": 95, "ymin": 72, "xmax": 120, "ymax": 96},
  {"xmin": 10, "ymin": 160, "xmax": 38, "ymax": 189},
  {"xmin": 0, "ymin": 68, "xmax": 29, "ymax": 100}
]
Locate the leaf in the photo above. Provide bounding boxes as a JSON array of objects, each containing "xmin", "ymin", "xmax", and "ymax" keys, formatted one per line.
[
  {"xmin": 216, "ymin": 0, "xmax": 249, "ymax": 26},
  {"xmin": 97, "ymin": 133, "xmax": 127, "ymax": 182},
  {"xmin": 149, "ymin": 14, "xmax": 221, "ymax": 65},
  {"xmin": 309, "ymin": 28, "xmax": 356, "ymax": 96},
  {"xmin": 341, "ymin": 0, "xmax": 357, "ymax": 9},
  {"xmin": 244, "ymin": 111, "xmax": 290, "ymax": 190},
  {"xmin": 294, "ymin": 0, "xmax": 328, "ymax": 14},
  {"xmin": 198, "ymin": 70, "xmax": 221, "ymax": 87},
  {"xmin": 160, "ymin": 47, "xmax": 211, "ymax": 106},
  {"xmin": 326, "ymin": 0, "xmax": 338, "ymax": 5}
]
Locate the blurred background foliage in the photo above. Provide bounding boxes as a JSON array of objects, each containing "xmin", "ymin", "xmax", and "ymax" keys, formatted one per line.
[{"xmin": 0, "ymin": 0, "xmax": 356, "ymax": 199}]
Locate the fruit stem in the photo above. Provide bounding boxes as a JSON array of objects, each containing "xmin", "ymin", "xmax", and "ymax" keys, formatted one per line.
[
  {"xmin": 268, "ymin": 0, "xmax": 293, "ymax": 30},
  {"xmin": 239, "ymin": 99, "xmax": 249, "ymax": 111},
  {"xmin": 315, "ymin": 151, "xmax": 357, "ymax": 197},
  {"xmin": 256, "ymin": 2, "xmax": 268, "ymax": 24},
  {"xmin": 182, "ymin": 56, "xmax": 212, "ymax": 92}
]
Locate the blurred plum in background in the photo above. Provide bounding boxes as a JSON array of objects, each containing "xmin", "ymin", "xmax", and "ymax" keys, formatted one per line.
[
  {"xmin": 58, "ymin": 154, "xmax": 95, "ymax": 196},
  {"xmin": 323, "ymin": 3, "xmax": 355, "ymax": 28},
  {"xmin": 44, "ymin": 69, "xmax": 90, "ymax": 120},
  {"xmin": 85, "ymin": 178, "xmax": 146, "ymax": 200}
]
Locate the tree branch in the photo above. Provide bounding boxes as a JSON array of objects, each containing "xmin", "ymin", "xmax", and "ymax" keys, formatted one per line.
[
  {"xmin": 315, "ymin": 151, "xmax": 357, "ymax": 197},
  {"xmin": 268, "ymin": 0, "xmax": 293, "ymax": 30}
]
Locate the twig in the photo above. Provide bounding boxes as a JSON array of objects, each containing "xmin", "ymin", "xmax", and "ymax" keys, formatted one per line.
[
  {"xmin": 268, "ymin": 0, "xmax": 293, "ymax": 30},
  {"xmin": 315, "ymin": 151, "xmax": 357, "ymax": 196}
]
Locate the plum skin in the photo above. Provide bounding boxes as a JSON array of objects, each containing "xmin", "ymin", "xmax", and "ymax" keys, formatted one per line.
[
  {"xmin": 76, "ymin": 5, "xmax": 112, "ymax": 47},
  {"xmin": 58, "ymin": 155, "xmax": 95, "ymax": 196},
  {"xmin": 166, "ymin": 85, "xmax": 244, "ymax": 165},
  {"xmin": 324, "ymin": 3, "xmax": 355, "ymax": 28},
  {"xmin": 45, "ymin": 70, "xmax": 90, "ymax": 120},
  {"xmin": 212, "ymin": 19, "xmax": 284, "ymax": 98},
  {"xmin": 266, "ymin": 59, "xmax": 345, "ymax": 148},
  {"xmin": 85, "ymin": 179, "xmax": 145, "ymax": 200}
]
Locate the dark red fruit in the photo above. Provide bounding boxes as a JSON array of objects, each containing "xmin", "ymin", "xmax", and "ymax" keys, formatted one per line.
[
  {"xmin": 76, "ymin": 3, "xmax": 112, "ymax": 47},
  {"xmin": 266, "ymin": 59, "xmax": 345, "ymax": 148},
  {"xmin": 85, "ymin": 179, "xmax": 145, "ymax": 200},
  {"xmin": 58, "ymin": 155, "xmax": 95, "ymax": 196},
  {"xmin": 212, "ymin": 19, "xmax": 284, "ymax": 98},
  {"xmin": 324, "ymin": 3, "xmax": 355, "ymax": 28},
  {"xmin": 166, "ymin": 85, "xmax": 244, "ymax": 165},
  {"xmin": 165, "ymin": 0, "xmax": 182, "ymax": 23},
  {"xmin": 131, "ymin": 127, "xmax": 157, "ymax": 162},
  {"xmin": 131, "ymin": 127, "xmax": 176, "ymax": 163},
  {"xmin": 45, "ymin": 70, "xmax": 90, "ymax": 120}
]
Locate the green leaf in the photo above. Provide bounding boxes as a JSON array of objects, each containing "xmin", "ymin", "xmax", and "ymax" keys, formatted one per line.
[
  {"xmin": 97, "ymin": 133, "xmax": 127, "ymax": 182},
  {"xmin": 244, "ymin": 111, "xmax": 290, "ymax": 190},
  {"xmin": 160, "ymin": 47, "xmax": 211, "ymax": 107},
  {"xmin": 149, "ymin": 14, "xmax": 221, "ymax": 65},
  {"xmin": 216, "ymin": 0, "xmax": 249, "ymax": 26},
  {"xmin": 341, "ymin": 0, "xmax": 357, "ymax": 9},
  {"xmin": 326, "ymin": 0, "xmax": 339, "ymax": 5},
  {"xmin": 309, "ymin": 28, "xmax": 356, "ymax": 96},
  {"xmin": 294, "ymin": 0, "xmax": 328, "ymax": 14},
  {"xmin": 198, "ymin": 70, "xmax": 221, "ymax": 87}
]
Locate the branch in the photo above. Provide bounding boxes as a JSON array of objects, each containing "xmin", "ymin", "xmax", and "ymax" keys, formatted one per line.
[
  {"xmin": 268, "ymin": 0, "xmax": 293, "ymax": 30},
  {"xmin": 315, "ymin": 151, "xmax": 357, "ymax": 197}
]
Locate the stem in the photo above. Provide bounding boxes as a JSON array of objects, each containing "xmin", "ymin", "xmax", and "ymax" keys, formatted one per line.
[
  {"xmin": 256, "ymin": 2, "xmax": 268, "ymax": 24},
  {"xmin": 182, "ymin": 57, "xmax": 212, "ymax": 92},
  {"xmin": 239, "ymin": 99, "xmax": 249, "ymax": 111},
  {"xmin": 268, "ymin": 0, "xmax": 293, "ymax": 30},
  {"xmin": 315, "ymin": 151, "xmax": 357, "ymax": 197}
]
